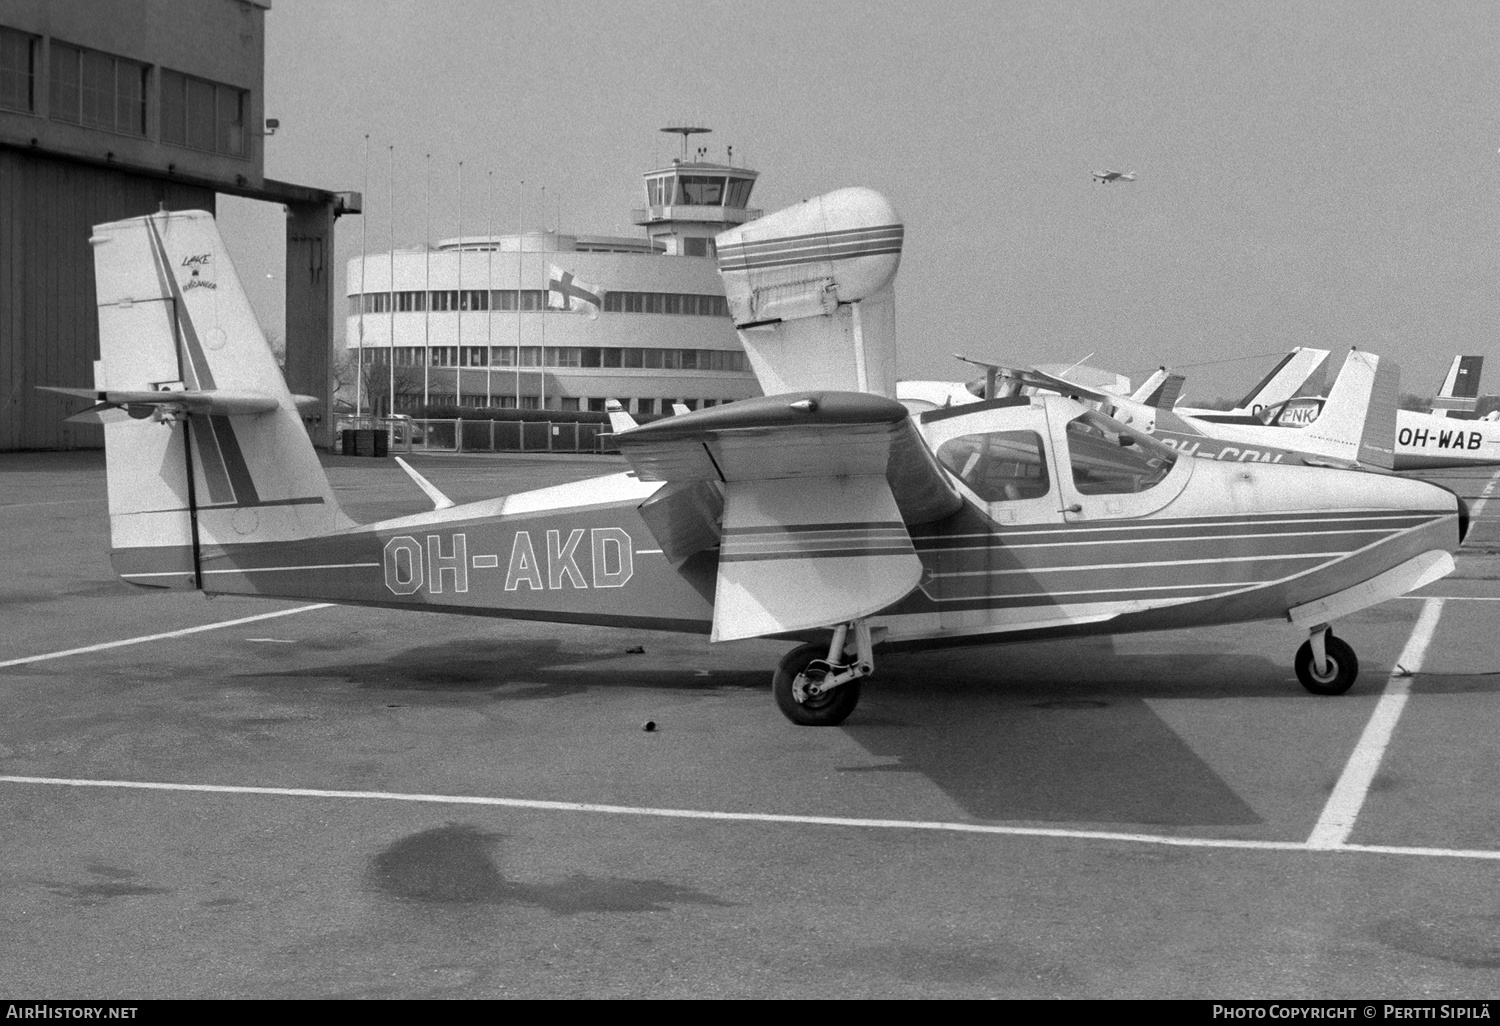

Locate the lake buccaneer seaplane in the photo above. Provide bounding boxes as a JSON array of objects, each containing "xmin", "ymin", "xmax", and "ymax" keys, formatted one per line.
[{"xmin": 47, "ymin": 194, "xmax": 1467, "ymax": 726}]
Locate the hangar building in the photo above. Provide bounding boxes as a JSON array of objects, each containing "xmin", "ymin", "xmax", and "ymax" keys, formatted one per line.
[{"xmin": 0, "ymin": 0, "xmax": 353, "ymax": 450}]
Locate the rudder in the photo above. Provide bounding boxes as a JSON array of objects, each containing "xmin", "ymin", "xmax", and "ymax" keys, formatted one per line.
[{"xmin": 88, "ymin": 209, "xmax": 350, "ymax": 588}]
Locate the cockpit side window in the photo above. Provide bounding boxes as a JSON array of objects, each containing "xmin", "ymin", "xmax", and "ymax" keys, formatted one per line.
[
  {"xmin": 935, "ymin": 430, "xmax": 1050, "ymax": 502},
  {"xmin": 1065, "ymin": 411, "xmax": 1177, "ymax": 495}
]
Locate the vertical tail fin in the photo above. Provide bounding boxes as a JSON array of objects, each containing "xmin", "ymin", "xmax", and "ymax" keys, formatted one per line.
[
  {"xmin": 1130, "ymin": 368, "xmax": 1185, "ymax": 409},
  {"xmin": 88, "ymin": 209, "xmax": 349, "ymax": 588},
  {"xmin": 1430, "ymin": 355, "xmax": 1483, "ymax": 417},
  {"xmin": 1232, "ymin": 347, "xmax": 1330, "ymax": 414},
  {"xmin": 1300, "ymin": 348, "xmax": 1399, "ymax": 470}
]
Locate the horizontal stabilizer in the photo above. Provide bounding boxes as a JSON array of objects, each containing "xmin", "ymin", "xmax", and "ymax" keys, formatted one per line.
[
  {"xmin": 712, "ymin": 476, "xmax": 923, "ymax": 642},
  {"xmin": 38, "ymin": 385, "xmax": 281, "ymax": 417},
  {"xmin": 614, "ymin": 391, "xmax": 962, "ymax": 526},
  {"xmin": 394, "ymin": 457, "xmax": 455, "ymax": 510},
  {"xmin": 604, "ymin": 398, "xmax": 638, "ymax": 433}
]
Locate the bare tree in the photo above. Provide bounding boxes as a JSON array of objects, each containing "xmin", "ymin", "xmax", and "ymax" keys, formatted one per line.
[{"xmin": 331, "ymin": 351, "xmax": 424, "ymax": 416}]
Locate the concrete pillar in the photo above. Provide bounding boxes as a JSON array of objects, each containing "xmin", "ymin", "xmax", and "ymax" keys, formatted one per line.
[{"xmin": 284, "ymin": 200, "xmax": 334, "ymax": 448}]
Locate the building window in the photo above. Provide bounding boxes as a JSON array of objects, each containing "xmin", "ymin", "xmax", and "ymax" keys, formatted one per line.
[
  {"xmin": 430, "ymin": 347, "xmax": 458, "ymax": 367},
  {"xmin": 588, "ymin": 398, "xmax": 607, "ymax": 412},
  {"xmin": 601, "ymin": 291, "xmax": 728, "ymax": 317},
  {"xmin": 460, "ymin": 346, "xmax": 487, "ymax": 367},
  {"xmin": 0, "ymin": 27, "xmax": 37, "ymax": 113},
  {"xmin": 676, "ymin": 175, "xmax": 726, "ymax": 205},
  {"xmin": 520, "ymin": 396, "xmax": 540, "ymax": 410},
  {"xmin": 430, "ymin": 290, "xmax": 458, "ymax": 312},
  {"xmin": 636, "ymin": 399, "xmax": 655, "ymax": 415},
  {"xmin": 546, "ymin": 347, "xmax": 583, "ymax": 368},
  {"xmin": 560, "ymin": 398, "xmax": 580, "ymax": 412},
  {"xmin": 362, "ymin": 293, "xmax": 391, "ymax": 314},
  {"xmin": 160, "ymin": 68, "xmax": 247, "ymax": 156},
  {"xmin": 725, "ymin": 178, "xmax": 753, "ymax": 208},
  {"xmin": 396, "ymin": 291, "xmax": 425, "ymax": 312},
  {"xmin": 460, "ymin": 289, "xmax": 488, "ymax": 311},
  {"xmin": 49, "ymin": 41, "xmax": 147, "ymax": 136}
]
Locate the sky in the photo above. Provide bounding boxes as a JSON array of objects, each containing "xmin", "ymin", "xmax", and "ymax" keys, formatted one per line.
[{"xmin": 219, "ymin": 0, "xmax": 1500, "ymax": 402}]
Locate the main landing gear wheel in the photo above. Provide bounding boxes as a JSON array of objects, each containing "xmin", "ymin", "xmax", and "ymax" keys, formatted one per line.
[
  {"xmin": 772, "ymin": 643, "xmax": 862, "ymax": 727},
  {"xmin": 1295, "ymin": 633, "xmax": 1359, "ymax": 695}
]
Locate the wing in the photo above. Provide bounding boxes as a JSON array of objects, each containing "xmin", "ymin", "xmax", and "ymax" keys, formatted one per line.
[
  {"xmin": 38, "ymin": 385, "xmax": 282, "ymax": 416},
  {"xmin": 613, "ymin": 391, "xmax": 964, "ymax": 641}
]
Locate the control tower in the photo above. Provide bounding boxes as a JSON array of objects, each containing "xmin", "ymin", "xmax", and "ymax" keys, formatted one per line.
[{"xmin": 633, "ymin": 127, "xmax": 761, "ymax": 257}]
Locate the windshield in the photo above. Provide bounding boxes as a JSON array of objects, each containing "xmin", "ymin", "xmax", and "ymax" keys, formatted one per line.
[
  {"xmin": 1065, "ymin": 410, "xmax": 1177, "ymax": 495},
  {"xmin": 935, "ymin": 430, "xmax": 1050, "ymax": 501}
]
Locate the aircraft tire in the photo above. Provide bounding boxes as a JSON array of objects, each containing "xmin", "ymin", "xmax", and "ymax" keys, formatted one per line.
[
  {"xmin": 1294, "ymin": 635, "xmax": 1359, "ymax": 696},
  {"xmin": 772, "ymin": 643, "xmax": 862, "ymax": 726}
]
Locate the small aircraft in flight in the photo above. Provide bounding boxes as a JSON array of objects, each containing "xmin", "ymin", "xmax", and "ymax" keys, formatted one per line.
[
  {"xmin": 46, "ymin": 195, "xmax": 1464, "ymax": 728},
  {"xmin": 1092, "ymin": 170, "xmax": 1138, "ymax": 184}
]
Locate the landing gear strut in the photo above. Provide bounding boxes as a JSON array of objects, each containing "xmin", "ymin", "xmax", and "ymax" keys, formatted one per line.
[
  {"xmin": 772, "ymin": 621, "xmax": 873, "ymax": 726},
  {"xmin": 1294, "ymin": 623, "xmax": 1359, "ymax": 695}
]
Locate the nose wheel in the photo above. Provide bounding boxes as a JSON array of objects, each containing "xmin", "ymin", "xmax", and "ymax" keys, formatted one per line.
[{"xmin": 1295, "ymin": 626, "xmax": 1359, "ymax": 695}]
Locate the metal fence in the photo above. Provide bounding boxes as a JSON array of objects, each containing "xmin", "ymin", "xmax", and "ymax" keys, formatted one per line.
[{"xmin": 334, "ymin": 416, "xmax": 616, "ymax": 455}]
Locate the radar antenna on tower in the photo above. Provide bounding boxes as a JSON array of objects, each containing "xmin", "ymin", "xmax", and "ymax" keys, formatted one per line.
[{"xmin": 661, "ymin": 125, "xmax": 711, "ymax": 162}]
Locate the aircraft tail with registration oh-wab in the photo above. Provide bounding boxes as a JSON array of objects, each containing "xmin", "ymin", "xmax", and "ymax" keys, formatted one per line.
[{"xmin": 49, "ymin": 200, "xmax": 1466, "ymax": 726}]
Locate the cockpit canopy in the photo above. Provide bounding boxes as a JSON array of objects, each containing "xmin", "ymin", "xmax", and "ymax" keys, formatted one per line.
[{"xmin": 926, "ymin": 399, "xmax": 1182, "ymax": 511}]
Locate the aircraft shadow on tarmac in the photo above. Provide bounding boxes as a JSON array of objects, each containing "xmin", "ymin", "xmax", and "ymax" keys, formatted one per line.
[
  {"xmin": 234, "ymin": 637, "xmax": 767, "ymax": 701},
  {"xmin": 840, "ymin": 639, "xmax": 1275, "ymax": 827},
  {"xmin": 233, "ymin": 635, "xmax": 1295, "ymax": 828}
]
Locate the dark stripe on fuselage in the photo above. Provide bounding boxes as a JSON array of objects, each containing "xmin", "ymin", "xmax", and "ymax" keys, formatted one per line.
[
  {"xmin": 910, "ymin": 510, "xmax": 1441, "ymax": 547},
  {"xmin": 723, "ymin": 520, "xmax": 906, "ymax": 536}
]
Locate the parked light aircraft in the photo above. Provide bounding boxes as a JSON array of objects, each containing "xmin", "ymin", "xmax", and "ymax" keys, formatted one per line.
[
  {"xmin": 1182, "ymin": 354, "xmax": 1500, "ymax": 470},
  {"xmin": 46, "ymin": 198, "xmax": 1465, "ymax": 727},
  {"xmin": 1174, "ymin": 347, "xmax": 1330, "ymax": 422},
  {"xmin": 1430, "ymin": 355, "xmax": 1484, "ymax": 417},
  {"xmin": 1092, "ymin": 170, "xmax": 1137, "ymax": 184},
  {"xmin": 955, "ymin": 349, "xmax": 1401, "ymax": 471}
]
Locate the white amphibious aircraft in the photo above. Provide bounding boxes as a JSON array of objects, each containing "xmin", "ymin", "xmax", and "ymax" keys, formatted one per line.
[{"xmin": 46, "ymin": 195, "xmax": 1464, "ymax": 726}]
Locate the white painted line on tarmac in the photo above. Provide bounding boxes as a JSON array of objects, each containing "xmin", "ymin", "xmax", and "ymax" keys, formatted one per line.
[
  {"xmin": 1465, "ymin": 467, "xmax": 1500, "ymax": 521},
  {"xmin": 0, "ymin": 604, "xmax": 334, "ymax": 669},
  {"xmin": 3, "ymin": 773, "xmax": 1499, "ymax": 861},
  {"xmin": 0, "ymin": 498, "xmax": 104, "ymax": 511},
  {"xmin": 1306, "ymin": 597, "xmax": 1445, "ymax": 849}
]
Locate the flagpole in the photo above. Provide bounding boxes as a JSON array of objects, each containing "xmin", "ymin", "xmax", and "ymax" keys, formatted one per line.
[
  {"xmin": 387, "ymin": 143, "xmax": 395, "ymax": 419},
  {"xmin": 515, "ymin": 177, "xmax": 523, "ymax": 410},
  {"xmin": 423, "ymin": 152, "xmax": 430, "ymax": 410},
  {"xmin": 357, "ymin": 133, "xmax": 368, "ymax": 421},
  {"xmin": 539, "ymin": 183, "xmax": 546, "ymax": 412},
  {"xmin": 486, "ymin": 169, "xmax": 494, "ymax": 408},
  {"xmin": 456, "ymin": 159, "xmax": 463, "ymax": 409}
]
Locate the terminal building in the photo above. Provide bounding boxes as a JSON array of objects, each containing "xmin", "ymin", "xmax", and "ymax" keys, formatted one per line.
[
  {"xmin": 0, "ymin": 0, "xmax": 354, "ymax": 450},
  {"xmin": 344, "ymin": 131, "xmax": 762, "ymax": 416}
]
